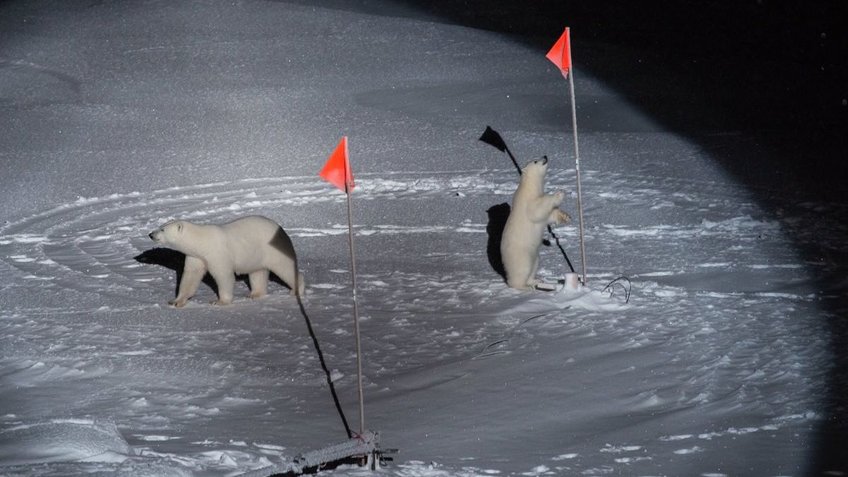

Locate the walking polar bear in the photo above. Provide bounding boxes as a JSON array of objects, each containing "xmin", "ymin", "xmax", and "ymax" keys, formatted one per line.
[
  {"xmin": 500, "ymin": 157, "xmax": 570, "ymax": 290},
  {"xmin": 148, "ymin": 215, "xmax": 304, "ymax": 307}
]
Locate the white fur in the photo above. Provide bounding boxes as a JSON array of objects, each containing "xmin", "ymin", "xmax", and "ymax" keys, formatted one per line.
[
  {"xmin": 500, "ymin": 158, "xmax": 570, "ymax": 290},
  {"xmin": 149, "ymin": 215, "xmax": 304, "ymax": 307}
]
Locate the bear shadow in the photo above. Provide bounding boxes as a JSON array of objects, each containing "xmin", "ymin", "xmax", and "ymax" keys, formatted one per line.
[
  {"xmin": 134, "ymin": 248, "xmax": 220, "ymax": 298},
  {"xmin": 486, "ymin": 202, "xmax": 510, "ymax": 281},
  {"xmin": 135, "ymin": 248, "xmax": 290, "ymax": 299}
]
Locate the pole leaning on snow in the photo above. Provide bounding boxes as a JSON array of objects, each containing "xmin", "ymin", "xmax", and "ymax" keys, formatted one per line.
[{"xmin": 547, "ymin": 27, "xmax": 588, "ymax": 285}]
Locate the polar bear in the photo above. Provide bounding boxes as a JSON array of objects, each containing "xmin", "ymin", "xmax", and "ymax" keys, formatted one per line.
[
  {"xmin": 148, "ymin": 215, "xmax": 304, "ymax": 307},
  {"xmin": 500, "ymin": 157, "xmax": 570, "ymax": 290}
]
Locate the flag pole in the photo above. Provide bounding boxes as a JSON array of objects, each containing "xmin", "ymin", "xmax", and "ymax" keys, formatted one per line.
[
  {"xmin": 567, "ymin": 60, "xmax": 588, "ymax": 285},
  {"xmin": 319, "ymin": 136, "xmax": 367, "ymax": 440},
  {"xmin": 344, "ymin": 182, "xmax": 365, "ymax": 437},
  {"xmin": 548, "ymin": 27, "xmax": 587, "ymax": 285}
]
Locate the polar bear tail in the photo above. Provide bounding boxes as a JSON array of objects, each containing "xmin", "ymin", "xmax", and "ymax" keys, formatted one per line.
[{"xmin": 296, "ymin": 270, "xmax": 306, "ymax": 297}]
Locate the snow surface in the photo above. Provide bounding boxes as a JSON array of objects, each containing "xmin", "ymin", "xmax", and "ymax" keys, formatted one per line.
[{"xmin": 1, "ymin": 1, "xmax": 846, "ymax": 476}]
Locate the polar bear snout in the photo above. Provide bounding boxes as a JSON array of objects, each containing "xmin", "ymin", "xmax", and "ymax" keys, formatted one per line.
[
  {"xmin": 522, "ymin": 156, "xmax": 549, "ymax": 172},
  {"xmin": 148, "ymin": 230, "xmax": 161, "ymax": 242}
]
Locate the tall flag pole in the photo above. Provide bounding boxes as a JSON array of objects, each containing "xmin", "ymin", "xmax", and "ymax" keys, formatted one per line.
[
  {"xmin": 547, "ymin": 27, "xmax": 588, "ymax": 285},
  {"xmin": 319, "ymin": 136, "xmax": 366, "ymax": 436}
]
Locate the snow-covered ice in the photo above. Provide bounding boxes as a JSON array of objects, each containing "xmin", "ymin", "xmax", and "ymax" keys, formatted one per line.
[{"xmin": 1, "ymin": 1, "xmax": 846, "ymax": 476}]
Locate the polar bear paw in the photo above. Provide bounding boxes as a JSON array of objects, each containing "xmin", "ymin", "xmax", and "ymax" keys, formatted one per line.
[{"xmin": 553, "ymin": 208, "xmax": 571, "ymax": 224}]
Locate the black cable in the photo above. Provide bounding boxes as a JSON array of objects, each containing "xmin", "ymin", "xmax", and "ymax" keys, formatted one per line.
[{"xmin": 601, "ymin": 276, "xmax": 632, "ymax": 303}]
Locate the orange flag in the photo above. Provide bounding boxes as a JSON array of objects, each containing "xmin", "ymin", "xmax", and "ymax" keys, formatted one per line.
[
  {"xmin": 546, "ymin": 27, "xmax": 572, "ymax": 77},
  {"xmin": 319, "ymin": 136, "xmax": 354, "ymax": 192}
]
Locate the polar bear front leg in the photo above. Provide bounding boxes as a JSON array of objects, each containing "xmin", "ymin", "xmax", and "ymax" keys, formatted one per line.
[
  {"xmin": 171, "ymin": 255, "xmax": 206, "ymax": 307},
  {"xmin": 548, "ymin": 208, "xmax": 571, "ymax": 225},
  {"xmin": 208, "ymin": 265, "xmax": 235, "ymax": 306},
  {"xmin": 529, "ymin": 192, "xmax": 565, "ymax": 222},
  {"xmin": 248, "ymin": 269, "xmax": 269, "ymax": 299}
]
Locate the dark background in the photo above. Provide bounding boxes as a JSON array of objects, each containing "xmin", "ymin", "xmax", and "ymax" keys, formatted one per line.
[{"xmin": 294, "ymin": 0, "xmax": 847, "ymax": 199}]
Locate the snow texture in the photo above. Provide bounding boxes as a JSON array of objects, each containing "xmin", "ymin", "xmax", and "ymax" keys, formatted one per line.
[{"xmin": 0, "ymin": 1, "xmax": 846, "ymax": 476}]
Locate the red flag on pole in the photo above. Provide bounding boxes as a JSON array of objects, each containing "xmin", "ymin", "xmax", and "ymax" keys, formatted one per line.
[
  {"xmin": 546, "ymin": 27, "xmax": 572, "ymax": 77},
  {"xmin": 319, "ymin": 136, "xmax": 354, "ymax": 192}
]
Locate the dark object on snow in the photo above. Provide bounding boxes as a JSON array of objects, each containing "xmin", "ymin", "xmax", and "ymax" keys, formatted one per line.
[
  {"xmin": 236, "ymin": 431, "xmax": 394, "ymax": 477},
  {"xmin": 282, "ymin": 432, "xmax": 389, "ymax": 476}
]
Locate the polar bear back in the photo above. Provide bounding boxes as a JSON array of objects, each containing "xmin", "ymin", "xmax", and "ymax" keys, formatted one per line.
[
  {"xmin": 501, "ymin": 163, "xmax": 549, "ymax": 256},
  {"xmin": 221, "ymin": 215, "xmax": 296, "ymax": 275}
]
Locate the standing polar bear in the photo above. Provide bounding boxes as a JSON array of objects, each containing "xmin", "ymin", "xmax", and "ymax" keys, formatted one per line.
[
  {"xmin": 500, "ymin": 157, "xmax": 570, "ymax": 290},
  {"xmin": 149, "ymin": 215, "xmax": 304, "ymax": 307}
]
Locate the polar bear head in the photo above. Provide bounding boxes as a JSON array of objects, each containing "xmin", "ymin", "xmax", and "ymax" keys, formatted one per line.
[
  {"xmin": 518, "ymin": 156, "xmax": 549, "ymax": 194},
  {"xmin": 148, "ymin": 220, "xmax": 186, "ymax": 246},
  {"xmin": 521, "ymin": 156, "xmax": 548, "ymax": 177}
]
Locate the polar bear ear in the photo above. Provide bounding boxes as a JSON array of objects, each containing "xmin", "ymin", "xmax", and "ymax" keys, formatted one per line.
[{"xmin": 177, "ymin": 223, "xmax": 183, "ymax": 233}]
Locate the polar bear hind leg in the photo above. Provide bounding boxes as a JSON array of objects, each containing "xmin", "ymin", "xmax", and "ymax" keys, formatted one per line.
[
  {"xmin": 506, "ymin": 253, "xmax": 542, "ymax": 290},
  {"xmin": 295, "ymin": 271, "xmax": 305, "ymax": 296},
  {"xmin": 505, "ymin": 259, "xmax": 533, "ymax": 290},
  {"xmin": 208, "ymin": 264, "xmax": 236, "ymax": 306},
  {"xmin": 248, "ymin": 269, "xmax": 269, "ymax": 299},
  {"xmin": 270, "ymin": 263, "xmax": 303, "ymax": 297},
  {"xmin": 529, "ymin": 255, "xmax": 540, "ymax": 287}
]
